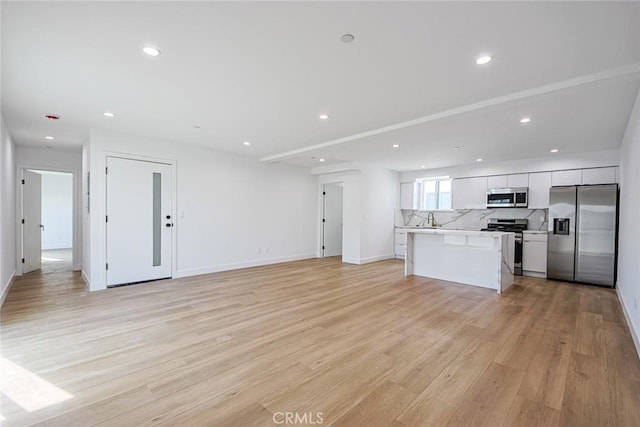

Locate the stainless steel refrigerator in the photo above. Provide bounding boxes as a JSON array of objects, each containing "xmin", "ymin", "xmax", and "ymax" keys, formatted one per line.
[{"xmin": 547, "ymin": 184, "xmax": 618, "ymax": 287}]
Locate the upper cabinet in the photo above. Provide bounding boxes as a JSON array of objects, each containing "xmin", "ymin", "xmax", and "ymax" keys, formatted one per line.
[
  {"xmin": 406, "ymin": 167, "xmax": 617, "ymax": 212},
  {"xmin": 507, "ymin": 173, "xmax": 529, "ymax": 188},
  {"xmin": 487, "ymin": 175, "xmax": 507, "ymax": 189},
  {"xmin": 452, "ymin": 177, "xmax": 488, "ymax": 209},
  {"xmin": 528, "ymin": 172, "xmax": 552, "ymax": 209},
  {"xmin": 582, "ymin": 167, "xmax": 617, "ymax": 185},
  {"xmin": 487, "ymin": 173, "xmax": 529, "ymax": 189},
  {"xmin": 400, "ymin": 182, "xmax": 419, "ymax": 210},
  {"xmin": 551, "ymin": 169, "xmax": 583, "ymax": 186}
]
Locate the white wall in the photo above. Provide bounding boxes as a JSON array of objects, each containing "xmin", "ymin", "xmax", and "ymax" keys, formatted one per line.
[
  {"xmin": 40, "ymin": 172, "xmax": 73, "ymax": 250},
  {"xmin": 317, "ymin": 165, "xmax": 398, "ymax": 264},
  {"xmin": 0, "ymin": 115, "xmax": 17, "ymax": 304},
  {"xmin": 360, "ymin": 166, "xmax": 398, "ymax": 263},
  {"xmin": 82, "ymin": 141, "xmax": 91, "ymax": 286},
  {"xmin": 400, "ymin": 149, "xmax": 620, "ymax": 182},
  {"xmin": 618, "ymin": 88, "xmax": 640, "ymax": 355},
  {"xmin": 84, "ymin": 129, "xmax": 317, "ymax": 291},
  {"xmin": 16, "ymin": 147, "xmax": 82, "ymax": 271}
]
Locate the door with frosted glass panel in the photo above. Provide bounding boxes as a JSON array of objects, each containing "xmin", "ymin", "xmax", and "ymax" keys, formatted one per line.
[{"xmin": 106, "ymin": 157, "xmax": 173, "ymax": 286}]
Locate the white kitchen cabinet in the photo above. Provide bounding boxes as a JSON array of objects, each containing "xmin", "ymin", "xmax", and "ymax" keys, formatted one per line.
[
  {"xmin": 395, "ymin": 229, "xmax": 408, "ymax": 259},
  {"xmin": 523, "ymin": 232, "xmax": 548, "ymax": 278},
  {"xmin": 452, "ymin": 177, "xmax": 488, "ymax": 209},
  {"xmin": 552, "ymin": 169, "xmax": 582, "ymax": 186},
  {"xmin": 582, "ymin": 167, "xmax": 617, "ymax": 185},
  {"xmin": 487, "ymin": 175, "xmax": 507, "ymax": 189},
  {"xmin": 400, "ymin": 182, "xmax": 419, "ymax": 210},
  {"xmin": 528, "ymin": 172, "xmax": 552, "ymax": 209},
  {"xmin": 507, "ymin": 173, "xmax": 529, "ymax": 188}
]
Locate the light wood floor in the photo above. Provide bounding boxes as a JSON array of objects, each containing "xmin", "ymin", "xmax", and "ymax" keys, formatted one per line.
[
  {"xmin": 41, "ymin": 249, "xmax": 72, "ymax": 275},
  {"xmin": 1, "ymin": 258, "xmax": 639, "ymax": 426}
]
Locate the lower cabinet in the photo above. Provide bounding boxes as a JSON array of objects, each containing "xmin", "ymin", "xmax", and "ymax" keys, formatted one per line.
[
  {"xmin": 522, "ymin": 232, "xmax": 548, "ymax": 278},
  {"xmin": 395, "ymin": 230, "xmax": 407, "ymax": 259}
]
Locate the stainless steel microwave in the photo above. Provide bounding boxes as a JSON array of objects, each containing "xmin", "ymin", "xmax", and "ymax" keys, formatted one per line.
[{"xmin": 486, "ymin": 188, "xmax": 528, "ymax": 208}]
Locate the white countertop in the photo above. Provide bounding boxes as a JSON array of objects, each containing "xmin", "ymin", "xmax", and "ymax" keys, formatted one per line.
[
  {"xmin": 523, "ymin": 230, "xmax": 548, "ymax": 234},
  {"xmin": 404, "ymin": 228, "xmax": 513, "ymax": 238}
]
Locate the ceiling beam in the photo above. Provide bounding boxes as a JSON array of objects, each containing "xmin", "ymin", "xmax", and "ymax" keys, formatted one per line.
[{"xmin": 260, "ymin": 63, "xmax": 640, "ymax": 163}]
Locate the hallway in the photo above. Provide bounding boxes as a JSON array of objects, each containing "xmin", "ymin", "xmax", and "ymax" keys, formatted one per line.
[{"xmin": 41, "ymin": 249, "xmax": 73, "ymax": 275}]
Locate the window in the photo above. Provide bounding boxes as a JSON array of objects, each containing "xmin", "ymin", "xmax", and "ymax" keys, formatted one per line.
[{"xmin": 418, "ymin": 177, "xmax": 452, "ymax": 210}]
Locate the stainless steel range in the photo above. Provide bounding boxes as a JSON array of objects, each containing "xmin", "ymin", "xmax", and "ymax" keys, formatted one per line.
[{"xmin": 481, "ymin": 218, "xmax": 528, "ymax": 276}]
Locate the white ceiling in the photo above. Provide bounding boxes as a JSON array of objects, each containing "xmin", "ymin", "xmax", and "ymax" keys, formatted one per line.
[{"xmin": 2, "ymin": 1, "xmax": 640, "ymax": 171}]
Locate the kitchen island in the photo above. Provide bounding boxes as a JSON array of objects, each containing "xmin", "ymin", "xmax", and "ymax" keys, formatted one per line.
[{"xmin": 405, "ymin": 229, "xmax": 515, "ymax": 293}]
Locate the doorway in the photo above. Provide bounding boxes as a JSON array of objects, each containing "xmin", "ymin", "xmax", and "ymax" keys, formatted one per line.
[
  {"xmin": 20, "ymin": 170, "xmax": 74, "ymax": 275},
  {"xmin": 322, "ymin": 183, "xmax": 343, "ymax": 257},
  {"xmin": 105, "ymin": 156, "xmax": 174, "ymax": 286}
]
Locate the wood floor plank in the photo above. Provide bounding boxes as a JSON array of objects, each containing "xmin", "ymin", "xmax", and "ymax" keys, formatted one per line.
[
  {"xmin": 493, "ymin": 315, "xmax": 545, "ymax": 371},
  {"xmin": 396, "ymin": 337, "xmax": 498, "ymax": 427},
  {"xmin": 331, "ymin": 380, "xmax": 416, "ymax": 427},
  {"xmin": 559, "ymin": 352, "xmax": 611, "ymax": 427},
  {"xmin": 445, "ymin": 362, "xmax": 525, "ymax": 427},
  {"xmin": 573, "ymin": 311, "xmax": 605, "ymax": 359},
  {"xmin": 1, "ymin": 258, "xmax": 639, "ymax": 426},
  {"xmin": 502, "ymin": 395, "xmax": 560, "ymax": 427},
  {"xmin": 517, "ymin": 329, "xmax": 573, "ymax": 410}
]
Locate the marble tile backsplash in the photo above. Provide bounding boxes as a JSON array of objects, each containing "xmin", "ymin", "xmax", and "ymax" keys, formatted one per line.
[{"xmin": 400, "ymin": 208, "xmax": 548, "ymax": 231}]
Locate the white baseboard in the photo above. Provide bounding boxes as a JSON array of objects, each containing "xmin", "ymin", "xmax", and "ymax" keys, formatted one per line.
[
  {"xmin": 81, "ymin": 270, "xmax": 91, "ymax": 291},
  {"xmin": 73, "ymin": 264, "xmax": 82, "ymax": 272},
  {"xmin": 359, "ymin": 254, "xmax": 395, "ymax": 264},
  {"xmin": 0, "ymin": 271, "xmax": 16, "ymax": 308},
  {"xmin": 341, "ymin": 256, "xmax": 361, "ymax": 265},
  {"xmin": 617, "ymin": 289, "xmax": 640, "ymax": 359},
  {"xmin": 174, "ymin": 253, "xmax": 316, "ymax": 279},
  {"xmin": 523, "ymin": 270, "xmax": 546, "ymax": 279}
]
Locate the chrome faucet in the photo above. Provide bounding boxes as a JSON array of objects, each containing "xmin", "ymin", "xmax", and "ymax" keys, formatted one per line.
[{"xmin": 426, "ymin": 212, "xmax": 438, "ymax": 227}]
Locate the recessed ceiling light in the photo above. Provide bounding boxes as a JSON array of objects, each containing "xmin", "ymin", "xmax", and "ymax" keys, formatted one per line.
[
  {"xmin": 421, "ymin": 165, "xmax": 425, "ymax": 169},
  {"xmin": 476, "ymin": 158, "xmax": 483, "ymax": 162},
  {"xmin": 45, "ymin": 136, "xmax": 54, "ymax": 140},
  {"xmin": 392, "ymin": 144, "xmax": 400, "ymax": 148},
  {"xmin": 550, "ymin": 149, "xmax": 559, "ymax": 153},
  {"xmin": 452, "ymin": 146, "xmax": 460, "ymax": 150},
  {"xmin": 142, "ymin": 45, "xmax": 161, "ymax": 57},
  {"xmin": 319, "ymin": 158, "xmax": 325, "ymax": 162},
  {"xmin": 319, "ymin": 114, "xmax": 329, "ymax": 120},
  {"xmin": 103, "ymin": 112, "xmax": 115, "ymax": 118},
  {"xmin": 243, "ymin": 141, "xmax": 251, "ymax": 146},
  {"xmin": 475, "ymin": 55, "xmax": 492, "ymax": 65},
  {"xmin": 520, "ymin": 117, "xmax": 531, "ymax": 124},
  {"xmin": 341, "ymin": 34, "xmax": 355, "ymax": 43}
]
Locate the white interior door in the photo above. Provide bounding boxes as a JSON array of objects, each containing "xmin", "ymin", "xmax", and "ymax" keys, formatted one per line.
[
  {"xmin": 22, "ymin": 170, "xmax": 43, "ymax": 274},
  {"xmin": 106, "ymin": 157, "xmax": 173, "ymax": 286},
  {"xmin": 323, "ymin": 184, "xmax": 343, "ymax": 257}
]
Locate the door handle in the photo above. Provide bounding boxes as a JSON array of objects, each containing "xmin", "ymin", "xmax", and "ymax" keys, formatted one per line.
[{"xmin": 40, "ymin": 224, "xmax": 44, "ymax": 231}]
